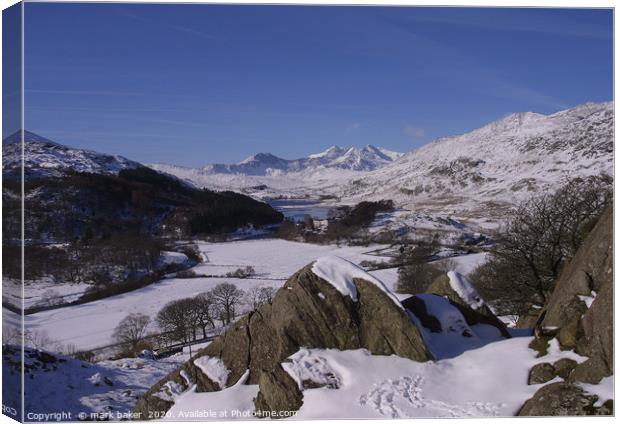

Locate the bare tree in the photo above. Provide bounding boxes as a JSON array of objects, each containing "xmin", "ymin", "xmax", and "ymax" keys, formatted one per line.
[
  {"xmin": 211, "ymin": 283, "xmax": 245, "ymax": 325},
  {"xmin": 157, "ymin": 299, "xmax": 193, "ymax": 345},
  {"xmin": 472, "ymin": 174, "xmax": 612, "ymax": 315},
  {"xmin": 113, "ymin": 313, "xmax": 151, "ymax": 353},
  {"xmin": 63, "ymin": 240, "xmax": 85, "ymax": 283},
  {"xmin": 258, "ymin": 286, "xmax": 276, "ymax": 304},
  {"xmin": 245, "ymin": 286, "xmax": 276, "ymax": 309},
  {"xmin": 193, "ymin": 293, "xmax": 216, "ymax": 339}
]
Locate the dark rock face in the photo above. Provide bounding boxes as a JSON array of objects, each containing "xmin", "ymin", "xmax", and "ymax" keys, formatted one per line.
[
  {"xmin": 135, "ymin": 262, "xmax": 432, "ymax": 419},
  {"xmin": 538, "ymin": 208, "xmax": 613, "ymax": 384},
  {"xmin": 519, "ymin": 207, "xmax": 613, "ymax": 415},
  {"xmin": 528, "ymin": 363, "xmax": 556, "ymax": 385},
  {"xmin": 518, "ymin": 382, "xmax": 612, "ymax": 416},
  {"xmin": 401, "ymin": 296, "xmax": 442, "ymax": 332},
  {"xmin": 254, "ymin": 365, "xmax": 303, "ymax": 417},
  {"xmin": 553, "ymin": 358, "xmax": 578, "ymax": 380}
]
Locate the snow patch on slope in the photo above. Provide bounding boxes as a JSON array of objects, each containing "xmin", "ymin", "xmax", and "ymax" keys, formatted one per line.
[{"xmin": 447, "ymin": 271, "xmax": 485, "ymax": 310}]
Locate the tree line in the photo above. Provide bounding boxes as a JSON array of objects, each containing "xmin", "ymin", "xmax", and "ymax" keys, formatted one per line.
[{"xmin": 112, "ymin": 282, "xmax": 276, "ymax": 356}]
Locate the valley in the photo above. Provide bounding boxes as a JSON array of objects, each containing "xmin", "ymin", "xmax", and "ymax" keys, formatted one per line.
[{"xmin": 2, "ymin": 101, "xmax": 614, "ymax": 420}]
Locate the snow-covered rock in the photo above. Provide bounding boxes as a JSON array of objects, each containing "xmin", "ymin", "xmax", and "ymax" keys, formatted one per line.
[
  {"xmin": 193, "ymin": 356, "xmax": 230, "ymax": 390},
  {"xmin": 135, "ymin": 259, "xmax": 431, "ymax": 418},
  {"xmin": 311, "ymin": 255, "xmax": 402, "ymax": 308}
]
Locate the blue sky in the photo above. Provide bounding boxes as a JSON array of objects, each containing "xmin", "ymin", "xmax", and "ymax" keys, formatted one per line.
[{"xmin": 20, "ymin": 3, "xmax": 613, "ymax": 166}]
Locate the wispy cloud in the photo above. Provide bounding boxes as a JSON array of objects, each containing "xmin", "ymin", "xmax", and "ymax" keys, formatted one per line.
[
  {"xmin": 345, "ymin": 122, "xmax": 361, "ymax": 134},
  {"xmin": 117, "ymin": 9, "xmax": 216, "ymax": 40},
  {"xmin": 403, "ymin": 125, "xmax": 425, "ymax": 139}
]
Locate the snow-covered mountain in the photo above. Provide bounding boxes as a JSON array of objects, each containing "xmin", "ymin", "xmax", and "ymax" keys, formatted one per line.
[
  {"xmin": 149, "ymin": 102, "xmax": 613, "ymax": 220},
  {"xmin": 341, "ymin": 101, "xmax": 614, "ymax": 218},
  {"xmin": 2, "ymin": 130, "xmax": 141, "ymax": 179},
  {"xmin": 201, "ymin": 144, "xmax": 403, "ymax": 175}
]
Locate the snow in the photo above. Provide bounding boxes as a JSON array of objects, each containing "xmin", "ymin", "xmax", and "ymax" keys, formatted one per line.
[
  {"xmin": 164, "ymin": 370, "xmax": 258, "ymax": 421},
  {"xmin": 447, "ymin": 271, "xmax": 485, "ymax": 310},
  {"xmin": 282, "ymin": 348, "xmax": 342, "ymax": 390},
  {"xmin": 435, "ymin": 252, "xmax": 489, "ymax": 275},
  {"xmin": 311, "ymin": 256, "xmax": 403, "ymax": 308},
  {"xmin": 2, "ymin": 346, "xmax": 184, "ymax": 421},
  {"xmin": 577, "ymin": 291, "xmax": 597, "ymax": 308},
  {"xmin": 193, "ymin": 356, "xmax": 230, "ymax": 389},
  {"xmin": 17, "ymin": 239, "xmax": 390, "ymax": 351},
  {"xmin": 3, "ymin": 130, "xmax": 140, "ymax": 180},
  {"xmin": 12, "ymin": 238, "xmax": 492, "ymax": 353},
  {"xmin": 88, "ymin": 372, "xmax": 104, "ymax": 385},
  {"xmin": 289, "ymin": 336, "xmax": 600, "ymax": 419},
  {"xmin": 410, "ymin": 294, "xmax": 504, "ymax": 359},
  {"xmin": 150, "ymin": 102, "xmax": 613, "ymax": 222},
  {"xmin": 159, "ymin": 251, "xmax": 189, "ymax": 266},
  {"xmin": 4, "ymin": 277, "xmax": 91, "ymax": 309},
  {"xmin": 166, "ymin": 334, "xmax": 595, "ymax": 419}
]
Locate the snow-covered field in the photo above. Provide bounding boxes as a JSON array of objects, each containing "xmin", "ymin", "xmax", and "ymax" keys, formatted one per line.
[
  {"xmin": 11, "ymin": 239, "xmax": 435, "ymax": 352},
  {"xmin": 3, "ymin": 278, "xmax": 92, "ymax": 310},
  {"xmin": 11, "ymin": 239, "xmax": 489, "ymax": 353}
]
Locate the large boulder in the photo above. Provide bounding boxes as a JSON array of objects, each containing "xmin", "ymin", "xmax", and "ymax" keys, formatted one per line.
[{"xmin": 134, "ymin": 256, "xmax": 432, "ymax": 419}]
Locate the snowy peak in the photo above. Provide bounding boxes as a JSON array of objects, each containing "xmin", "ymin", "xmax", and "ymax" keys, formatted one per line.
[
  {"xmin": 203, "ymin": 144, "xmax": 403, "ymax": 176},
  {"xmin": 238, "ymin": 152, "xmax": 286, "ymax": 165},
  {"xmin": 2, "ymin": 130, "xmax": 141, "ymax": 179},
  {"xmin": 308, "ymin": 145, "xmax": 346, "ymax": 159}
]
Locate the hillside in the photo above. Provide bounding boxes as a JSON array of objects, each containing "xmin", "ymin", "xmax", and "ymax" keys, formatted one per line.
[
  {"xmin": 2, "ymin": 131, "xmax": 141, "ymax": 180},
  {"xmin": 343, "ymin": 102, "xmax": 613, "ymax": 217},
  {"xmin": 2, "ymin": 132, "xmax": 284, "ymax": 243}
]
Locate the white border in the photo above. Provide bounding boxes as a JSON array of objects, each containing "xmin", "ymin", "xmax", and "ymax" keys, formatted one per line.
[{"xmin": 0, "ymin": 2, "xmax": 616, "ymax": 424}]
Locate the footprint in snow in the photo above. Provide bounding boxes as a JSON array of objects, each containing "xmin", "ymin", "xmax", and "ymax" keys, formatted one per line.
[{"xmin": 359, "ymin": 375, "xmax": 502, "ymax": 418}]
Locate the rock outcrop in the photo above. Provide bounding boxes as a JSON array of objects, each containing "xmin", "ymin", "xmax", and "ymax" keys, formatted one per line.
[
  {"xmin": 536, "ymin": 207, "xmax": 613, "ymax": 383},
  {"xmin": 519, "ymin": 207, "xmax": 613, "ymax": 416},
  {"xmin": 134, "ymin": 257, "xmax": 432, "ymax": 419},
  {"xmin": 426, "ymin": 271, "xmax": 511, "ymax": 338},
  {"xmin": 518, "ymin": 382, "xmax": 613, "ymax": 416}
]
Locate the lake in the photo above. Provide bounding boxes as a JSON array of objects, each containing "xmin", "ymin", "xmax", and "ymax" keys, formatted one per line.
[{"xmin": 268, "ymin": 198, "xmax": 333, "ymax": 221}]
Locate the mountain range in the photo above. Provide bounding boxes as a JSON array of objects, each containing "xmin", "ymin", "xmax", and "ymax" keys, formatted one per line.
[
  {"xmin": 197, "ymin": 144, "xmax": 403, "ymax": 175},
  {"xmin": 3, "ymin": 101, "xmax": 613, "ymax": 220}
]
